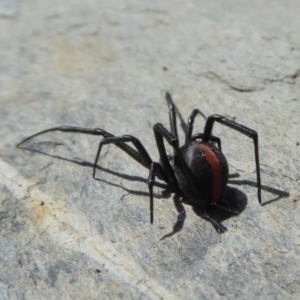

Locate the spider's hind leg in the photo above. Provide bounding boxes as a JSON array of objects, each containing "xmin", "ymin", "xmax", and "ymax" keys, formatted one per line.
[
  {"xmin": 148, "ymin": 162, "xmax": 167, "ymax": 223},
  {"xmin": 93, "ymin": 135, "xmax": 167, "ymax": 180},
  {"xmin": 93, "ymin": 135, "xmax": 168, "ymax": 224},
  {"xmin": 16, "ymin": 126, "xmax": 111, "ymax": 148}
]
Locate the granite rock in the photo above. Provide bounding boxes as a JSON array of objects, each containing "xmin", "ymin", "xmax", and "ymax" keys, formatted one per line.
[{"xmin": 0, "ymin": 0, "xmax": 299, "ymax": 299}]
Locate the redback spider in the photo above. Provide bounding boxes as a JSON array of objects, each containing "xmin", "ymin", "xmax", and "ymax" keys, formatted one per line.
[{"xmin": 17, "ymin": 92, "xmax": 262, "ymax": 228}]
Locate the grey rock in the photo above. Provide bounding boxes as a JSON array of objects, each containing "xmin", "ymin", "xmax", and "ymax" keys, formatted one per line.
[{"xmin": 0, "ymin": 0, "xmax": 299, "ymax": 299}]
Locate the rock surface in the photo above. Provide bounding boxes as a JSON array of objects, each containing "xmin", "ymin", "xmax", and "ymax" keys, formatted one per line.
[{"xmin": 0, "ymin": 0, "xmax": 299, "ymax": 299}]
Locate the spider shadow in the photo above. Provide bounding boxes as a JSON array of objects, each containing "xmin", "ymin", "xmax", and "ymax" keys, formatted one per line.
[
  {"xmin": 19, "ymin": 144, "xmax": 289, "ymax": 239},
  {"xmin": 160, "ymin": 185, "xmax": 247, "ymax": 240},
  {"xmin": 228, "ymin": 179, "xmax": 289, "ymax": 206},
  {"xmin": 19, "ymin": 144, "xmax": 246, "ymax": 235},
  {"xmin": 18, "ymin": 145, "xmax": 171, "ymax": 199},
  {"xmin": 161, "ymin": 178, "xmax": 289, "ymax": 240}
]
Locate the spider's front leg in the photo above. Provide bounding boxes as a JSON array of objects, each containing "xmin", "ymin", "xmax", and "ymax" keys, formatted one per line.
[
  {"xmin": 202, "ymin": 114, "xmax": 262, "ymax": 204},
  {"xmin": 153, "ymin": 123, "xmax": 202, "ymax": 201},
  {"xmin": 184, "ymin": 104, "xmax": 221, "ymax": 149},
  {"xmin": 191, "ymin": 133, "xmax": 222, "ymax": 151}
]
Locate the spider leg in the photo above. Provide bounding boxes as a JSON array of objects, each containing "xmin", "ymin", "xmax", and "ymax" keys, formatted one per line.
[
  {"xmin": 165, "ymin": 92, "xmax": 179, "ymax": 147},
  {"xmin": 17, "ymin": 126, "xmax": 147, "ymax": 178},
  {"xmin": 94, "ymin": 135, "xmax": 169, "ymax": 223},
  {"xmin": 93, "ymin": 135, "xmax": 168, "ymax": 181},
  {"xmin": 148, "ymin": 162, "xmax": 164, "ymax": 223},
  {"xmin": 160, "ymin": 194, "xmax": 186, "ymax": 240},
  {"xmin": 16, "ymin": 126, "xmax": 112, "ymax": 147},
  {"xmin": 202, "ymin": 115, "xmax": 262, "ymax": 204},
  {"xmin": 185, "ymin": 109, "xmax": 206, "ymax": 144},
  {"xmin": 191, "ymin": 133, "xmax": 222, "ymax": 151},
  {"xmin": 153, "ymin": 123, "xmax": 203, "ymax": 201},
  {"xmin": 202, "ymin": 213, "xmax": 227, "ymax": 233}
]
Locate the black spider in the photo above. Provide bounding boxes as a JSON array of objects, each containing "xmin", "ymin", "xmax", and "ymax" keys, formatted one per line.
[{"xmin": 17, "ymin": 92, "xmax": 262, "ymax": 228}]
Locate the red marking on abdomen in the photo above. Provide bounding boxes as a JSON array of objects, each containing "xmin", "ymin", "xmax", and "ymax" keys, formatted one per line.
[{"xmin": 198, "ymin": 143, "xmax": 222, "ymax": 204}]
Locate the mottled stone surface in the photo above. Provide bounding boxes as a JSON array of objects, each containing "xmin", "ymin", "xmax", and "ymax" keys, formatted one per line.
[{"xmin": 0, "ymin": 0, "xmax": 299, "ymax": 299}]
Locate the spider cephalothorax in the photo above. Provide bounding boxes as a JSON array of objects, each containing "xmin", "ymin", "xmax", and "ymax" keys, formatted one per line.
[{"xmin": 17, "ymin": 92, "xmax": 262, "ymax": 229}]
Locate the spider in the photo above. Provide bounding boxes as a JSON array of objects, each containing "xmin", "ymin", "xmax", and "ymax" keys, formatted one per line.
[{"xmin": 17, "ymin": 92, "xmax": 262, "ymax": 227}]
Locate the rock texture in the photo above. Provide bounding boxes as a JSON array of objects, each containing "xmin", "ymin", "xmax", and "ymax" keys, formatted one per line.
[{"xmin": 0, "ymin": 0, "xmax": 299, "ymax": 299}]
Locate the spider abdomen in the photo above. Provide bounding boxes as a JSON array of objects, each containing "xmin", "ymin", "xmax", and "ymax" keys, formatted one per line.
[{"xmin": 174, "ymin": 141, "xmax": 229, "ymax": 205}]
